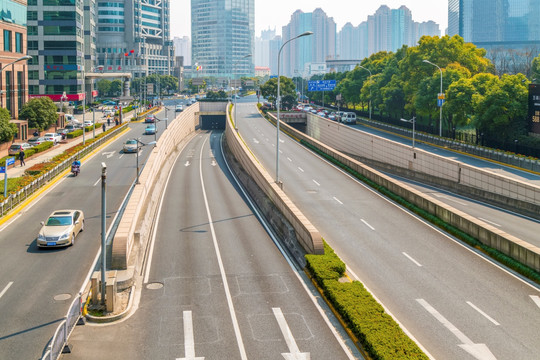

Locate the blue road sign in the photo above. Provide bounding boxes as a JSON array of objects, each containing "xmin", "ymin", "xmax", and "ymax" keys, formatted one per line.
[
  {"xmin": 308, "ymin": 80, "xmax": 336, "ymax": 92},
  {"xmin": 6, "ymin": 157, "xmax": 15, "ymax": 166},
  {"xmin": 270, "ymin": 75, "xmax": 277, "ymax": 79},
  {"xmin": 0, "ymin": 166, "xmax": 5, "ymax": 174},
  {"xmin": 437, "ymin": 99, "xmax": 445, "ymax": 107}
]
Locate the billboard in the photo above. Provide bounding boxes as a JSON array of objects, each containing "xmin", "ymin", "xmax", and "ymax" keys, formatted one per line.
[{"xmin": 528, "ymin": 84, "xmax": 540, "ymax": 134}]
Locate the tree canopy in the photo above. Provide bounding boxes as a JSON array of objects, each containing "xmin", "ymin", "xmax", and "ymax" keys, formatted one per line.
[
  {"xmin": 19, "ymin": 97, "xmax": 58, "ymax": 130},
  {"xmin": 260, "ymin": 76, "xmax": 296, "ymax": 109},
  {"xmin": 0, "ymin": 108, "xmax": 16, "ymax": 142}
]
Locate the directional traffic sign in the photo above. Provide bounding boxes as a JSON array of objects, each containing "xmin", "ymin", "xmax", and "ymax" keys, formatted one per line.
[
  {"xmin": 6, "ymin": 157, "xmax": 15, "ymax": 166},
  {"xmin": 308, "ymin": 80, "xmax": 336, "ymax": 92},
  {"xmin": 0, "ymin": 166, "xmax": 5, "ymax": 174}
]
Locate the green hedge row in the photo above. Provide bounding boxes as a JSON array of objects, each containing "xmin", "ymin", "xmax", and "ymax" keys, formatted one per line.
[
  {"xmin": 301, "ymin": 139, "xmax": 540, "ymax": 285},
  {"xmin": 306, "ymin": 242, "xmax": 428, "ymax": 360},
  {"xmin": 67, "ymin": 129, "xmax": 83, "ymax": 139}
]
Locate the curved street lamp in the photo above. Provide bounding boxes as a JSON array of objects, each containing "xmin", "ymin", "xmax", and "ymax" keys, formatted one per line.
[
  {"xmin": 423, "ymin": 59, "xmax": 443, "ymax": 137},
  {"xmin": 358, "ymin": 65, "xmax": 372, "ymax": 120},
  {"xmin": 276, "ymin": 31, "xmax": 313, "ymax": 184}
]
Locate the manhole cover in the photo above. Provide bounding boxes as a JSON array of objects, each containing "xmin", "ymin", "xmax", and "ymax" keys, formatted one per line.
[
  {"xmin": 54, "ymin": 293, "xmax": 72, "ymax": 301},
  {"xmin": 146, "ymin": 282, "xmax": 164, "ymax": 290}
]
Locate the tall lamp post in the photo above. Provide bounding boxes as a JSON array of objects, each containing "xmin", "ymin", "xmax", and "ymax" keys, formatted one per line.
[
  {"xmin": 1, "ymin": 55, "xmax": 32, "ymax": 107},
  {"xmin": 232, "ymin": 54, "xmax": 252, "ymax": 130},
  {"xmin": 400, "ymin": 116, "xmax": 416, "ymax": 148},
  {"xmin": 358, "ymin": 65, "xmax": 372, "ymax": 120},
  {"xmin": 423, "ymin": 59, "xmax": 443, "ymax": 137},
  {"xmin": 134, "ymin": 138, "xmax": 156, "ymax": 184},
  {"xmin": 81, "ymin": 63, "xmax": 87, "ymax": 145},
  {"xmin": 276, "ymin": 31, "xmax": 313, "ymax": 183}
]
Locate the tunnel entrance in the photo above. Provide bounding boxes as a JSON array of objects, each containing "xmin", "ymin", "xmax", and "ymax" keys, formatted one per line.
[{"xmin": 200, "ymin": 115, "xmax": 226, "ymax": 130}]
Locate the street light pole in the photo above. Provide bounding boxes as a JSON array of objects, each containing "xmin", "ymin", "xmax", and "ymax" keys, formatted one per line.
[
  {"xmin": 423, "ymin": 59, "xmax": 443, "ymax": 137},
  {"xmin": 400, "ymin": 116, "xmax": 416, "ymax": 148},
  {"xmin": 358, "ymin": 65, "xmax": 372, "ymax": 120},
  {"xmin": 233, "ymin": 54, "xmax": 252, "ymax": 130},
  {"xmin": 82, "ymin": 64, "xmax": 86, "ymax": 145},
  {"xmin": 100, "ymin": 162, "xmax": 107, "ymax": 305},
  {"xmin": 276, "ymin": 31, "xmax": 313, "ymax": 184}
]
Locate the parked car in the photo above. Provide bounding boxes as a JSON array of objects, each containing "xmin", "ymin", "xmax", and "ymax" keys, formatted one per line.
[
  {"xmin": 37, "ymin": 209, "xmax": 85, "ymax": 248},
  {"xmin": 144, "ymin": 124, "xmax": 156, "ymax": 135},
  {"xmin": 328, "ymin": 112, "xmax": 337, "ymax": 121},
  {"xmin": 123, "ymin": 139, "xmax": 138, "ymax": 153},
  {"xmin": 27, "ymin": 136, "xmax": 46, "ymax": 146},
  {"xmin": 83, "ymin": 120, "xmax": 94, "ymax": 127},
  {"xmin": 145, "ymin": 115, "xmax": 155, "ymax": 123},
  {"xmin": 64, "ymin": 124, "xmax": 78, "ymax": 132},
  {"xmin": 43, "ymin": 133, "xmax": 62, "ymax": 144},
  {"xmin": 8, "ymin": 143, "xmax": 33, "ymax": 156}
]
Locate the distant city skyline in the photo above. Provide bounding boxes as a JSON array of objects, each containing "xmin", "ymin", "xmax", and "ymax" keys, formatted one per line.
[{"xmin": 171, "ymin": 0, "xmax": 448, "ymax": 39}]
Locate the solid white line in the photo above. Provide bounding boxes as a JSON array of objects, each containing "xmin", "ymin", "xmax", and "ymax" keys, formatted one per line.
[
  {"xmin": 298, "ymin": 167, "xmax": 304, "ymax": 172},
  {"xmin": 466, "ymin": 301, "xmax": 500, "ymax": 326},
  {"xmin": 287, "ymin": 157, "xmax": 292, "ymax": 162},
  {"xmin": 417, "ymin": 298, "xmax": 473, "ymax": 345},
  {"xmin": 118, "ymin": 154, "xmax": 124, "ymax": 159},
  {"xmin": 529, "ymin": 295, "xmax": 540, "ymax": 309},
  {"xmin": 360, "ymin": 219, "xmax": 373, "ymax": 229},
  {"xmin": 93, "ymin": 177, "xmax": 101, "ymax": 187},
  {"xmin": 313, "ymin": 180, "xmax": 320, "ymax": 186},
  {"xmin": 478, "ymin": 217, "xmax": 501, "ymax": 227},
  {"xmin": 272, "ymin": 307, "xmax": 305, "ymax": 355},
  {"xmin": 199, "ymin": 136, "xmax": 247, "ymax": 360},
  {"xmin": 333, "ymin": 196, "xmax": 343, "ymax": 205},
  {"xmin": 182, "ymin": 311, "xmax": 198, "ymax": 358},
  {"xmin": 403, "ymin": 252, "xmax": 422, "ymax": 267},
  {"xmin": 0, "ymin": 281, "xmax": 13, "ymax": 300}
]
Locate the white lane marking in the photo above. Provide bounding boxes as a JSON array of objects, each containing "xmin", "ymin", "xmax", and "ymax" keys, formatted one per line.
[
  {"xmin": 102, "ymin": 151, "xmax": 115, "ymax": 159},
  {"xmin": 119, "ymin": 154, "xmax": 124, "ymax": 159},
  {"xmin": 272, "ymin": 308, "xmax": 310, "ymax": 360},
  {"xmin": 279, "ymin": 139, "xmax": 284, "ymax": 143},
  {"xmin": 176, "ymin": 311, "xmax": 204, "ymax": 360},
  {"xmin": 360, "ymin": 219, "xmax": 374, "ymax": 230},
  {"xmin": 93, "ymin": 177, "xmax": 101, "ymax": 187},
  {"xmin": 211, "ymin": 160, "xmax": 217, "ymax": 167},
  {"xmin": 253, "ymin": 138, "xmax": 259, "ymax": 144},
  {"xmin": 417, "ymin": 299, "xmax": 496, "ymax": 360},
  {"xmin": 466, "ymin": 301, "xmax": 500, "ymax": 326},
  {"xmin": 333, "ymin": 197, "xmax": 343, "ymax": 205},
  {"xmin": 312, "ymin": 180, "xmax": 320, "ymax": 186},
  {"xmin": 478, "ymin": 217, "xmax": 501, "ymax": 227},
  {"xmin": 287, "ymin": 157, "xmax": 292, "ymax": 162},
  {"xmin": 185, "ymin": 161, "xmax": 191, "ymax": 167},
  {"xmin": 432, "ymin": 193, "xmax": 468, "ymax": 206},
  {"xmin": 298, "ymin": 167, "xmax": 304, "ymax": 172},
  {"xmin": 0, "ymin": 281, "xmax": 13, "ymax": 300},
  {"xmin": 199, "ymin": 137, "xmax": 247, "ymax": 360},
  {"xmin": 279, "ymin": 150, "xmax": 282, "ymax": 154},
  {"xmin": 402, "ymin": 252, "xmax": 422, "ymax": 267},
  {"xmin": 530, "ymin": 295, "xmax": 540, "ymax": 309}
]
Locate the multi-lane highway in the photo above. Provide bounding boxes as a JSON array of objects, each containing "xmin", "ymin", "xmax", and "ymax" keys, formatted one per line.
[
  {"xmin": 234, "ymin": 97, "xmax": 540, "ymax": 359},
  {"xmin": 64, "ymin": 129, "xmax": 358, "ymax": 359},
  {"xmin": 0, "ymin": 106, "xmax": 174, "ymax": 359}
]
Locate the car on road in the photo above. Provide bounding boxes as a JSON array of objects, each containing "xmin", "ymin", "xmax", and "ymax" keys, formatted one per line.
[
  {"xmin": 43, "ymin": 133, "xmax": 62, "ymax": 144},
  {"xmin": 8, "ymin": 143, "xmax": 33, "ymax": 156},
  {"xmin": 123, "ymin": 139, "xmax": 139, "ymax": 153},
  {"xmin": 328, "ymin": 112, "xmax": 337, "ymax": 121},
  {"xmin": 145, "ymin": 115, "xmax": 155, "ymax": 123},
  {"xmin": 27, "ymin": 136, "xmax": 47, "ymax": 146},
  {"xmin": 83, "ymin": 120, "xmax": 94, "ymax": 127},
  {"xmin": 37, "ymin": 209, "xmax": 85, "ymax": 248},
  {"xmin": 144, "ymin": 124, "xmax": 156, "ymax": 135},
  {"xmin": 175, "ymin": 104, "xmax": 183, "ymax": 112},
  {"xmin": 103, "ymin": 109, "xmax": 115, "ymax": 117},
  {"xmin": 340, "ymin": 112, "xmax": 357, "ymax": 124}
]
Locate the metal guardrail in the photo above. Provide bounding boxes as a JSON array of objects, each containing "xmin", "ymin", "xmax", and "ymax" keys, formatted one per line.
[{"xmin": 0, "ymin": 123, "xmax": 129, "ymax": 218}]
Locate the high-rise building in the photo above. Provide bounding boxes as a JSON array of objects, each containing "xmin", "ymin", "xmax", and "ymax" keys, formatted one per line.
[
  {"xmin": 0, "ymin": 0, "xmax": 29, "ymax": 119},
  {"xmin": 281, "ymin": 8, "xmax": 336, "ymax": 77},
  {"xmin": 448, "ymin": 0, "xmax": 540, "ymax": 49},
  {"xmin": 95, "ymin": 0, "xmax": 175, "ymax": 79},
  {"xmin": 173, "ymin": 36, "xmax": 191, "ymax": 66},
  {"xmin": 255, "ymin": 28, "xmax": 275, "ymax": 68},
  {"xmin": 28, "ymin": 0, "xmax": 97, "ymax": 103},
  {"xmin": 191, "ymin": 0, "xmax": 254, "ymax": 78}
]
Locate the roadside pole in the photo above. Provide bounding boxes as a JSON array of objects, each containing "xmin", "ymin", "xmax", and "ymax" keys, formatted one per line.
[{"xmin": 100, "ymin": 163, "xmax": 107, "ymax": 305}]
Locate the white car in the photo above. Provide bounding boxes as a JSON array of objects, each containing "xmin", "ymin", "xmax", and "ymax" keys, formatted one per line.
[
  {"xmin": 43, "ymin": 132, "xmax": 62, "ymax": 144},
  {"xmin": 83, "ymin": 120, "xmax": 94, "ymax": 127}
]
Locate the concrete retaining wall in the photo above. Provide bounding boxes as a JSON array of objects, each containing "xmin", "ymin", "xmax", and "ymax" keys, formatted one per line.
[
  {"xmin": 225, "ymin": 106, "xmax": 323, "ymax": 254},
  {"xmin": 306, "ymin": 114, "xmax": 540, "ymax": 207},
  {"xmin": 275, "ymin": 114, "xmax": 540, "ymax": 272},
  {"xmin": 111, "ymin": 104, "xmax": 199, "ymax": 269}
]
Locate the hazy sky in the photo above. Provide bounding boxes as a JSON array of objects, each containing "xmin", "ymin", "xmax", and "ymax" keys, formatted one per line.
[{"xmin": 170, "ymin": 1, "xmax": 449, "ymax": 38}]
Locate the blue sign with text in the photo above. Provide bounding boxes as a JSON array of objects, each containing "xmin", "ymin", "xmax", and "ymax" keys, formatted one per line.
[
  {"xmin": 6, "ymin": 157, "xmax": 15, "ymax": 166},
  {"xmin": 308, "ymin": 80, "xmax": 336, "ymax": 92},
  {"xmin": 0, "ymin": 166, "xmax": 5, "ymax": 174}
]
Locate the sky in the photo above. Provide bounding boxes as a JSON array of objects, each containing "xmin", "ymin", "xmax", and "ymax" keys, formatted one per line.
[{"xmin": 170, "ymin": 0, "xmax": 449, "ymax": 39}]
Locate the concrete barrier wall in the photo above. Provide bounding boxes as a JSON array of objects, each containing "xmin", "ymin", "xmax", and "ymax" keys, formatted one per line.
[
  {"xmin": 111, "ymin": 104, "xmax": 200, "ymax": 269},
  {"xmin": 225, "ymin": 106, "xmax": 323, "ymax": 254},
  {"xmin": 306, "ymin": 114, "xmax": 540, "ymax": 206},
  {"xmin": 276, "ymin": 114, "xmax": 540, "ymax": 272}
]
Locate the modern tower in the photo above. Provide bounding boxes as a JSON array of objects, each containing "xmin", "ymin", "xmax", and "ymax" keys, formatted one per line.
[{"xmin": 191, "ymin": 0, "xmax": 255, "ymax": 79}]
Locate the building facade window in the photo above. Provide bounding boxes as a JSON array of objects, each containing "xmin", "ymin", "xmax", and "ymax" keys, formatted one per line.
[
  {"xmin": 17, "ymin": 71, "xmax": 23, "ymax": 114},
  {"xmin": 5, "ymin": 71, "xmax": 12, "ymax": 114},
  {"xmin": 4, "ymin": 30, "xmax": 12, "ymax": 52},
  {"xmin": 15, "ymin": 33, "xmax": 23, "ymax": 53}
]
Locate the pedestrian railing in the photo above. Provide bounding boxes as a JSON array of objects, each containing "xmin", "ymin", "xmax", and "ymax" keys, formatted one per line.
[{"xmin": 0, "ymin": 122, "xmax": 129, "ymax": 218}]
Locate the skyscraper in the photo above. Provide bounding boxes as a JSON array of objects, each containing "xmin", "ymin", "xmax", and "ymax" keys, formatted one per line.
[
  {"xmin": 191, "ymin": 0, "xmax": 255, "ymax": 78},
  {"xmin": 173, "ymin": 36, "xmax": 191, "ymax": 66}
]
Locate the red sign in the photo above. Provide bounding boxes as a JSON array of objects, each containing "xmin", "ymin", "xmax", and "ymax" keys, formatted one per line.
[
  {"xmin": 29, "ymin": 93, "xmax": 85, "ymax": 101},
  {"xmin": 92, "ymin": 90, "xmax": 98, "ymax": 97}
]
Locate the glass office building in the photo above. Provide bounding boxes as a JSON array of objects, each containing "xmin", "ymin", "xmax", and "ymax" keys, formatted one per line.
[
  {"xmin": 448, "ymin": 0, "xmax": 540, "ymax": 49},
  {"xmin": 191, "ymin": 0, "xmax": 255, "ymax": 79}
]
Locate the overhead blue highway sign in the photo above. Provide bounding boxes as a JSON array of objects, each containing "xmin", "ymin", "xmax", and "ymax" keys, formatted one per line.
[{"xmin": 308, "ymin": 80, "xmax": 336, "ymax": 92}]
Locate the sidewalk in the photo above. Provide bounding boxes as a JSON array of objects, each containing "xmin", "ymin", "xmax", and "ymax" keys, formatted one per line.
[{"xmin": 2, "ymin": 110, "xmax": 134, "ymax": 178}]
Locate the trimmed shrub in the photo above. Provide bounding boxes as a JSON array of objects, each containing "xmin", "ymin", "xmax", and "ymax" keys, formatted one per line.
[
  {"xmin": 32, "ymin": 141, "xmax": 54, "ymax": 153},
  {"xmin": 67, "ymin": 129, "xmax": 83, "ymax": 138}
]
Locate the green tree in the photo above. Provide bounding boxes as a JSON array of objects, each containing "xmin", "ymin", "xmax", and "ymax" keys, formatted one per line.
[
  {"xmin": 530, "ymin": 54, "xmax": 540, "ymax": 81},
  {"xmin": 260, "ymin": 76, "xmax": 296, "ymax": 108},
  {"xmin": 159, "ymin": 75, "xmax": 178, "ymax": 95},
  {"xmin": 0, "ymin": 108, "xmax": 16, "ymax": 142},
  {"xmin": 19, "ymin": 97, "xmax": 58, "ymax": 130},
  {"xmin": 97, "ymin": 79, "xmax": 111, "ymax": 97},
  {"xmin": 110, "ymin": 79, "xmax": 123, "ymax": 96}
]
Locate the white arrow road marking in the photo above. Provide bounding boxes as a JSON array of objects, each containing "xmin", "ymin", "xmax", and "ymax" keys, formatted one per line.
[
  {"xmin": 403, "ymin": 252, "xmax": 422, "ymax": 267},
  {"xmin": 253, "ymin": 138, "xmax": 259, "ymax": 144},
  {"xmin": 102, "ymin": 151, "xmax": 115, "ymax": 159},
  {"xmin": 176, "ymin": 311, "xmax": 204, "ymax": 360},
  {"xmin": 417, "ymin": 299, "xmax": 497, "ymax": 360},
  {"xmin": 530, "ymin": 295, "xmax": 540, "ymax": 309},
  {"xmin": 211, "ymin": 160, "xmax": 217, "ymax": 167},
  {"xmin": 272, "ymin": 308, "xmax": 310, "ymax": 360},
  {"xmin": 466, "ymin": 302, "xmax": 499, "ymax": 326},
  {"xmin": 0, "ymin": 281, "xmax": 13, "ymax": 300},
  {"xmin": 185, "ymin": 161, "xmax": 191, "ymax": 167}
]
